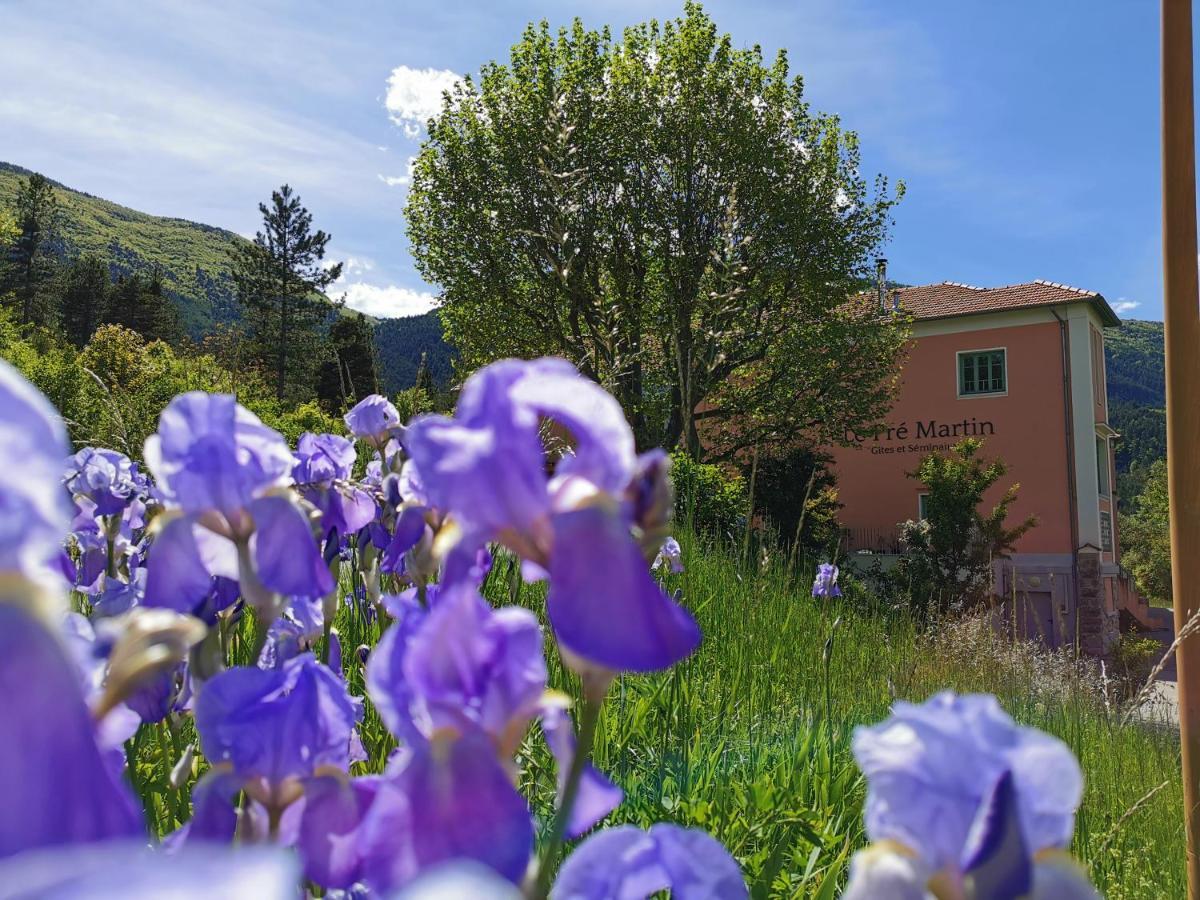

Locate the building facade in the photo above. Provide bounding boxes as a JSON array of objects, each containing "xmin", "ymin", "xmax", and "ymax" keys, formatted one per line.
[{"xmin": 829, "ymin": 279, "xmax": 1147, "ymax": 654}]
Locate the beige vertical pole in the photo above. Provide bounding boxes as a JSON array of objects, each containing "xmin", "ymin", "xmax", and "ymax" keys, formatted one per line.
[{"xmin": 1163, "ymin": 1, "xmax": 1200, "ymax": 894}]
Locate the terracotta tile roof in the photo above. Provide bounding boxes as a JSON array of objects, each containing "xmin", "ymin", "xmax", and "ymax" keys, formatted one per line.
[{"xmin": 867, "ymin": 279, "xmax": 1120, "ymax": 326}]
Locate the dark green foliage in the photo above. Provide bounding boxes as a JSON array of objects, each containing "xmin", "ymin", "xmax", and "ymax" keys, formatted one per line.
[
  {"xmin": 413, "ymin": 351, "xmax": 434, "ymax": 393},
  {"xmin": 670, "ymin": 450, "xmax": 747, "ymax": 540},
  {"xmin": 896, "ymin": 439, "xmax": 1037, "ymax": 619},
  {"xmin": 406, "ymin": 3, "xmax": 906, "ymax": 457},
  {"xmin": 1105, "ymin": 320, "xmax": 1164, "ymax": 408},
  {"xmin": 1105, "ymin": 320, "xmax": 1165, "ymax": 481},
  {"xmin": 104, "ymin": 268, "xmax": 182, "ymax": 345},
  {"xmin": 231, "ymin": 185, "xmax": 342, "ymax": 402},
  {"xmin": 318, "ymin": 312, "xmax": 380, "ymax": 411},
  {"xmin": 58, "ymin": 253, "xmax": 110, "ymax": 347},
  {"xmin": 1119, "ymin": 459, "xmax": 1171, "ymax": 606},
  {"xmin": 373, "ymin": 311, "xmax": 455, "ymax": 393},
  {"xmin": 1, "ymin": 171, "xmax": 60, "ymax": 326},
  {"xmin": 747, "ymin": 447, "xmax": 841, "ymax": 556}
]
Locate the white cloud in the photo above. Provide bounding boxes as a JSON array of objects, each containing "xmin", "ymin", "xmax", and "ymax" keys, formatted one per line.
[
  {"xmin": 385, "ymin": 65, "xmax": 460, "ymax": 138},
  {"xmin": 336, "ymin": 282, "xmax": 437, "ymax": 318},
  {"xmin": 377, "ymin": 155, "xmax": 417, "ymax": 189},
  {"xmin": 1111, "ymin": 299, "xmax": 1141, "ymax": 315}
]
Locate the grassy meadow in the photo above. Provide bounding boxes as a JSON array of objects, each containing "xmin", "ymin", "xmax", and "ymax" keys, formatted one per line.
[{"xmin": 121, "ymin": 527, "xmax": 1183, "ymax": 899}]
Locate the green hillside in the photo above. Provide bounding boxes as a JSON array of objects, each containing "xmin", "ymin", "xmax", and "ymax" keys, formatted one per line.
[
  {"xmin": 0, "ymin": 161, "xmax": 453, "ymax": 390},
  {"xmin": 0, "ymin": 162, "xmax": 244, "ymax": 335},
  {"xmin": 1104, "ymin": 319, "xmax": 1165, "ymax": 478}
]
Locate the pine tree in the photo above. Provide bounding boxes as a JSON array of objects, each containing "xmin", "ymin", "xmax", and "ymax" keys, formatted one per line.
[
  {"xmin": 58, "ymin": 253, "xmax": 110, "ymax": 347},
  {"xmin": 1, "ymin": 173, "xmax": 60, "ymax": 326},
  {"xmin": 231, "ymin": 185, "xmax": 342, "ymax": 402},
  {"xmin": 104, "ymin": 268, "xmax": 181, "ymax": 344},
  {"xmin": 317, "ymin": 312, "xmax": 379, "ymax": 410},
  {"xmin": 414, "ymin": 351, "xmax": 434, "ymax": 393}
]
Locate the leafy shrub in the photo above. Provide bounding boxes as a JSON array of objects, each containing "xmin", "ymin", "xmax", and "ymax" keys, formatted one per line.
[
  {"xmin": 746, "ymin": 446, "xmax": 841, "ymax": 557},
  {"xmin": 670, "ymin": 450, "xmax": 746, "ymax": 540},
  {"xmin": 270, "ymin": 400, "xmax": 344, "ymax": 446},
  {"xmin": 1110, "ymin": 634, "xmax": 1161, "ymax": 701},
  {"xmin": 895, "ymin": 439, "xmax": 1036, "ymax": 621},
  {"xmin": 1120, "ymin": 459, "xmax": 1171, "ymax": 606}
]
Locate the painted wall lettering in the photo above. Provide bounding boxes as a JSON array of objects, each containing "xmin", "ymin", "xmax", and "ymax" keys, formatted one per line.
[{"xmin": 845, "ymin": 418, "xmax": 995, "ymax": 445}]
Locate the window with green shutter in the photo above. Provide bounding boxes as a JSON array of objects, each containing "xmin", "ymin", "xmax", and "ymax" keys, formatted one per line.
[{"xmin": 958, "ymin": 349, "xmax": 1007, "ymax": 396}]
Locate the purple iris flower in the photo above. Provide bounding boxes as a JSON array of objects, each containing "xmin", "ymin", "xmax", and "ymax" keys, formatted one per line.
[
  {"xmin": 344, "ymin": 394, "xmax": 401, "ymax": 448},
  {"xmin": 293, "ymin": 432, "xmax": 377, "ymax": 542},
  {"xmin": 294, "ymin": 432, "xmax": 356, "ymax": 484},
  {"xmin": 0, "ymin": 359, "xmax": 72, "ymax": 597},
  {"xmin": 142, "ymin": 392, "xmax": 332, "ymax": 617},
  {"xmin": 391, "ymin": 862, "xmax": 523, "ymax": 898},
  {"xmin": 258, "ymin": 595, "xmax": 326, "ymax": 669},
  {"xmin": 196, "ymin": 652, "xmax": 358, "ymax": 781},
  {"xmin": 846, "ymin": 692, "xmax": 1095, "ymax": 898},
  {"xmin": 551, "ymin": 823, "xmax": 748, "ymax": 899},
  {"xmin": 403, "ymin": 358, "xmax": 699, "ymax": 675},
  {"xmin": 293, "ymin": 728, "xmax": 535, "ymax": 892},
  {"xmin": 653, "ymin": 536, "xmax": 684, "ymax": 574},
  {"xmin": 0, "ymin": 604, "xmax": 144, "ymax": 859},
  {"xmin": 145, "ymin": 392, "xmax": 294, "ymax": 519},
  {"xmin": 64, "ymin": 447, "xmax": 147, "ymax": 517},
  {"xmin": 0, "ymin": 843, "xmax": 299, "ymax": 898},
  {"xmin": 366, "ymin": 583, "xmax": 544, "ymax": 751},
  {"xmin": 812, "ymin": 563, "xmax": 841, "ymax": 598},
  {"xmin": 353, "ymin": 731, "xmax": 535, "ymax": 893},
  {"xmin": 192, "ymin": 652, "xmax": 360, "ymax": 829},
  {"xmin": 366, "ymin": 583, "xmax": 620, "ymax": 839}
]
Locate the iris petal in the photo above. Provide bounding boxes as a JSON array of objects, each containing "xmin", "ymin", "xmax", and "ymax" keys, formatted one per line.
[{"xmin": 547, "ymin": 506, "xmax": 700, "ymax": 673}]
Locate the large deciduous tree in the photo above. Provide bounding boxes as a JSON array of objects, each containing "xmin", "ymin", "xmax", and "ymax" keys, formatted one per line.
[
  {"xmin": 232, "ymin": 185, "xmax": 342, "ymax": 402},
  {"xmin": 406, "ymin": 2, "xmax": 907, "ymax": 458}
]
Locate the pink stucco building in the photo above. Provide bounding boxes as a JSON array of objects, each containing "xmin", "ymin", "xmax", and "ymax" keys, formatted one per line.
[{"xmin": 829, "ymin": 278, "xmax": 1150, "ymax": 653}]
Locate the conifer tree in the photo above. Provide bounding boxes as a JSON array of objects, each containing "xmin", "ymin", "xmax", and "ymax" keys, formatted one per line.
[
  {"xmin": 104, "ymin": 268, "xmax": 180, "ymax": 344},
  {"xmin": 231, "ymin": 185, "xmax": 342, "ymax": 402},
  {"xmin": 1, "ymin": 173, "xmax": 60, "ymax": 326},
  {"xmin": 414, "ymin": 351, "xmax": 434, "ymax": 394},
  {"xmin": 317, "ymin": 312, "xmax": 379, "ymax": 410},
  {"xmin": 58, "ymin": 253, "xmax": 110, "ymax": 347}
]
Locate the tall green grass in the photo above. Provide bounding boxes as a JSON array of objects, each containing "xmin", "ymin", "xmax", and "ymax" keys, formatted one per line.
[{"xmin": 126, "ymin": 529, "xmax": 1183, "ymax": 898}]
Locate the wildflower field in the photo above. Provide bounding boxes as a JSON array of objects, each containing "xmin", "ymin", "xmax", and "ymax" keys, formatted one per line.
[{"xmin": 0, "ymin": 354, "xmax": 1181, "ymax": 897}]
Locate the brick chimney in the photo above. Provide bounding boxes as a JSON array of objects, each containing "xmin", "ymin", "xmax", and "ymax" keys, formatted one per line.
[{"xmin": 875, "ymin": 257, "xmax": 888, "ymax": 313}]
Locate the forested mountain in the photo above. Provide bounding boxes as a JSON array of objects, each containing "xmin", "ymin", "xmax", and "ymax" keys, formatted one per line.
[
  {"xmin": 374, "ymin": 311, "xmax": 454, "ymax": 393},
  {"xmin": 0, "ymin": 161, "xmax": 451, "ymax": 390},
  {"xmin": 1105, "ymin": 320, "xmax": 1165, "ymax": 479},
  {"xmin": 0, "ymin": 162, "xmax": 242, "ymax": 335}
]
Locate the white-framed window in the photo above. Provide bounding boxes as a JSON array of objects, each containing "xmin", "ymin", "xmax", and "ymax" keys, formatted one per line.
[
  {"xmin": 957, "ymin": 348, "xmax": 1007, "ymax": 397},
  {"xmin": 918, "ymin": 492, "xmax": 929, "ymax": 521}
]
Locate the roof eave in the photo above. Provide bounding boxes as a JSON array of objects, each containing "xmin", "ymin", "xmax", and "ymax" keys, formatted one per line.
[{"xmin": 908, "ymin": 296, "xmax": 1122, "ymax": 327}]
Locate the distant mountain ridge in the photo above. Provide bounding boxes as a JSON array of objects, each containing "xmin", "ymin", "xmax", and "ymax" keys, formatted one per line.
[{"xmin": 0, "ymin": 161, "xmax": 452, "ymax": 393}]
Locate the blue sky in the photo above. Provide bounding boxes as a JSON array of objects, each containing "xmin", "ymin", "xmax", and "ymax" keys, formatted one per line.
[{"xmin": 0, "ymin": 0, "xmax": 1179, "ymax": 319}]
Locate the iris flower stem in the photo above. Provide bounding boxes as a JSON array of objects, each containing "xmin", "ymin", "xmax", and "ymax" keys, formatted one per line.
[{"xmin": 530, "ymin": 691, "xmax": 603, "ymax": 900}]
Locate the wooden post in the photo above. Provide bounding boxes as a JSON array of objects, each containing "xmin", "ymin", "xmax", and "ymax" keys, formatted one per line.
[{"xmin": 1162, "ymin": 1, "xmax": 1200, "ymax": 893}]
